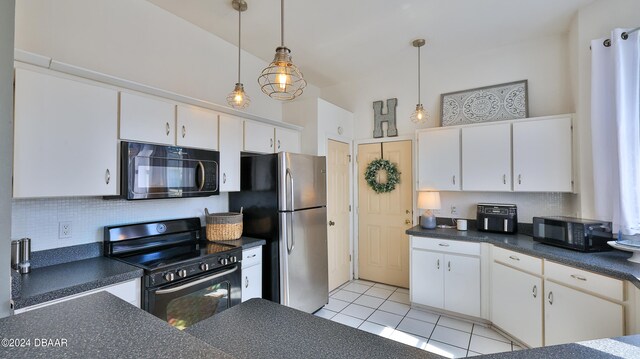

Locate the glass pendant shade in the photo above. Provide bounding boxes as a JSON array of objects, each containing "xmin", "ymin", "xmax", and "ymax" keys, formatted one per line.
[
  {"xmin": 410, "ymin": 39, "xmax": 428, "ymax": 124},
  {"xmin": 227, "ymin": 82, "xmax": 251, "ymax": 110},
  {"xmin": 258, "ymin": 0, "xmax": 306, "ymax": 101}
]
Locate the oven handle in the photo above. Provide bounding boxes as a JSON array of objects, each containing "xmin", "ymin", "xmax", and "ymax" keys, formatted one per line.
[
  {"xmin": 196, "ymin": 161, "xmax": 206, "ymax": 191},
  {"xmin": 154, "ymin": 266, "xmax": 238, "ymax": 295}
]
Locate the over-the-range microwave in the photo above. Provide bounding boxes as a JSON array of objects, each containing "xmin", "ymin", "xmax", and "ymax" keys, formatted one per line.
[{"xmin": 120, "ymin": 141, "xmax": 219, "ymax": 200}]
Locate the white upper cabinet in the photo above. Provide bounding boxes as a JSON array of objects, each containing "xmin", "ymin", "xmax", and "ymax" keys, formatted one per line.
[
  {"xmin": 119, "ymin": 91, "xmax": 175, "ymax": 145},
  {"xmin": 461, "ymin": 123, "xmax": 512, "ymax": 191},
  {"xmin": 417, "ymin": 127, "xmax": 461, "ymax": 191},
  {"xmin": 244, "ymin": 121, "xmax": 275, "ymax": 153},
  {"xmin": 13, "ymin": 68, "xmax": 118, "ymax": 198},
  {"xmin": 244, "ymin": 121, "xmax": 301, "ymax": 154},
  {"xmin": 219, "ymin": 114, "xmax": 243, "ymax": 192},
  {"xmin": 512, "ymin": 116, "xmax": 573, "ymax": 192},
  {"xmin": 275, "ymin": 127, "xmax": 301, "ymax": 153},
  {"xmin": 176, "ymin": 105, "xmax": 218, "ymax": 150}
]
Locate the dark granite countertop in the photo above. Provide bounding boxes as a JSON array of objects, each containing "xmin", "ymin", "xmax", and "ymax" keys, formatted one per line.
[
  {"xmin": 0, "ymin": 292, "xmax": 232, "ymax": 359},
  {"xmin": 12, "ymin": 257, "xmax": 143, "ymax": 309},
  {"xmin": 211, "ymin": 236, "xmax": 266, "ymax": 249},
  {"xmin": 187, "ymin": 298, "xmax": 442, "ymax": 359},
  {"xmin": 482, "ymin": 335, "xmax": 640, "ymax": 358},
  {"xmin": 407, "ymin": 226, "xmax": 640, "ymax": 288}
]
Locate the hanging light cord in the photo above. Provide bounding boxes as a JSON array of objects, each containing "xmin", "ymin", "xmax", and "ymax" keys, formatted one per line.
[
  {"xmin": 417, "ymin": 44, "xmax": 421, "ymax": 104},
  {"xmin": 237, "ymin": 8, "xmax": 242, "ymax": 83},
  {"xmin": 280, "ymin": 0, "xmax": 285, "ymax": 47}
]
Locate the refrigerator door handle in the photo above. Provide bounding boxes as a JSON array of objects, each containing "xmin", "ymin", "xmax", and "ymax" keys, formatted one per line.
[
  {"xmin": 287, "ymin": 213, "xmax": 295, "ymax": 254},
  {"xmin": 286, "ymin": 168, "xmax": 295, "ymax": 210}
]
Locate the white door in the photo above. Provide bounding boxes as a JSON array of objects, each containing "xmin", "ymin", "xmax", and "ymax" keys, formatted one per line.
[
  {"xmin": 119, "ymin": 92, "xmax": 175, "ymax": 145},
  {"xmin": 327, "ymin": 140, "xmax": 351, "ymax": 291},
  {"xmin": 444, "ymin": 254, "xmax": 480, "ymax": 317},
  {"xmin": 417, "ymin": 127, "xmax": 461, "ymax": 191},
  {"xmin": 544, "ymin": 279, "xmax": 624, "ymax": 346},
  {"xmin": 176, "ymin": 105, "xmax": 218, "ymax": 150},
  {"xmin": 218, "ymin": 114, "xmax": 243, "ymax": 192},
  {"xmin": 275, "ymin": 127, "xmax": 301, "ymax": 153},
  {"xmin": 13, "ymin": 68, "xmax": 118, "ymax": 198},
  {"xmin": 241, "ymin": 264, "xmax": 262, "ymax": 302},
  {"xmin": 491, "ymin": 262, "xmax": 543, "ymax": 347},
  {"xmin": 462, "ymin": 123, "xmax": 511, "ymax": 191},
  {"xmin": 411, "ymin": 249, "xmax": 444, "ymax": 309},
  {"xmin": 513, "ymin": 116, "xmax": 573, "ymax": 192},
  {"xmin": 244, "ymin": 121, "xmax": 274, "ymax": 153}
]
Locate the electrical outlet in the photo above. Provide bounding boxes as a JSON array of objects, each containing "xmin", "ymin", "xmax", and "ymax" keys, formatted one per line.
[
  {"xmin": 59, "ymin": 221, "xmax": 72, "ymax": 239},
  {"xmin": 450, "ymin": 205, "xmax": 458, "ymax": 215}
]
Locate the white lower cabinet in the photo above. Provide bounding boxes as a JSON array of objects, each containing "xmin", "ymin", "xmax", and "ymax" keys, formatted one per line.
[
  {"xmin": 241, "ymin": 247, "xmax": 263, "ymax": 302},
  {"xmin": 544, "ymin": 279, "xmax": 624, "ymax": 346},
  {"xmin": 410, "ymin": 237, "xmax": 480, "ymax": 317},
  {"xmin": 491, "ymin": 262, "xmax": 543, "ymax": 347},
  {"xmin": 14, "ymin": 278, "xmax": 141, "ymax": 314}
]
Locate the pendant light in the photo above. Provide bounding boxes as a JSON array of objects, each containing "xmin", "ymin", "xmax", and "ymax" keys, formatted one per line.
[
  {"xmin": 227, "ymin": 0, "xmax": 251, "ymax": 109},
  {"xmin": 257, "ymin": 0, "xmax": 306, "ymax": 101},
  {"xmin": 410, "ymin": 39, "xmax": 428, "ymax": 124}
]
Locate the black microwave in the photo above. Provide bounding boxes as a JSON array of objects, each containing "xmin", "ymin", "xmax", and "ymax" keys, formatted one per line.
[
  {"xmin": 121, "ymin": 141, "xmax": 219, "ymax": 200},
  {"xmin": 532, "ymin": 216, "xmax": 612, "ymax": 252}
]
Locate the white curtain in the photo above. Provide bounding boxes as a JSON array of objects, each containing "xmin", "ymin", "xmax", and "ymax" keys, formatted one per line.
[{"xmin": 591, "ymin": 29, "xmax": 640, "ymax": 235}]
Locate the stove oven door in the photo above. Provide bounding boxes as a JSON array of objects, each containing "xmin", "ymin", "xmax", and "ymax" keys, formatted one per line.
[{"xmin": 145, "ymin": 264, "xmax": 241, "ymax": 330}]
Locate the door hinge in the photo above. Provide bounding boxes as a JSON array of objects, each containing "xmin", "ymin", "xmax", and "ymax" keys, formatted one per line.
[
  {"xmin": 348, "ymin": 154, "xmax": 351, "ymax": 162},
  {"xmin": 349, "ymin": 205, "xmax": 351, "ymax": 212},
  {"xmin": 349, "ymin": 254, "xmax": 352, "ymax": 262}
]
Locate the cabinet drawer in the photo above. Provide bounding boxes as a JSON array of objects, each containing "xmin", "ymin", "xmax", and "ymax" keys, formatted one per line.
[
  {"xmin": 243, "ymin": 247, "xmax": 262, "ymax": 268},
  {"xmin": 493, "ymin": 247, "xmax": 542, "ymax": 276},
  {"xmin": 545, "ymin": 260, "xmax": 623, "ymax": 302},
  {"xmin": 411, "ymin": 237, "xmax": 480, "ymax": 256}
]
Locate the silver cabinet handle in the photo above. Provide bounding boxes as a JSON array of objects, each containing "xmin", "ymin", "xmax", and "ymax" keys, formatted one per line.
[
  {"xmin": 437, "ymin": 259, "xmax": 440, "ymax": 269},
  {"xmin": 548, "ymin": 291, "xmax": 553, "ymax": 305},
  {"xmin": 448, "ymin": 261, "xmax": 451, "ymax": 272},
  {"xmin": 270, "ymin": 138, "xmax": 273, "ymax": 148},
  {"xmin": 452, "ymin": 175, "xmax": 456, "ymax": 185},
  {"xmin": 509, "ymin": 255, "xmax": 520, "ymax": 261},
  {"xmin": 532, "ymin": 285, "xmax": 537, "ymax": 298},
  {"xmin": 247, "ymin": 254, "xmax": 256, "ymax": 258},
  {"xmin": 223, "ymin": 173, "xmax": 227, "ymax": 184},
  {"xmin": 328, "ymin": 220, "xmax": 335, "ymax": 226},
  {"xmin": 105, "ymin": 169, "xmax": 110, "ymax": 185},
  {"xmin": 518, "ymin": 174, "xmax": 522, "ymax": 185},
  {"xmin": 166, "ymin": 122, "xmax": 170, "ymax": 136},
  {"xmin": 438, "ymin": 243, "xmax": 450, "ymax": 247},
  {"xmin": 503, "ymin": 174, "xmax": 507, "ymax": 184},
  {"xmin": 245, "ymin": 276, "xmax": 249, "ymax": 288},
  {"xmin": 182, "ymin": 125, "xmax": 186, "ymax": 138},
  {"xmin": 277, "ymin": 139, "xmax": 281, "ymax": 149},
  {"xmin": 571, "ymin": 274, "xmax": 587, "ymax": 281}
]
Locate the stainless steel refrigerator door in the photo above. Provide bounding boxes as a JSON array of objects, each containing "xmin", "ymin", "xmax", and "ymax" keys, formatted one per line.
[
  {"xmin": 279, "ymin": 207, "xmax": 328, "ymax": 313},
  {"xmin": 278, "ymin": 153, "xmax": 327, "ymax": 211}
]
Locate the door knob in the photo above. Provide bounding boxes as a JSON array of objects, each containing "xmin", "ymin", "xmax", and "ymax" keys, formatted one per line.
[
  {"xmin": 328, "ymin": 220, "xmax": 335, "ymax": 226},
  {"xmin": 405, "ymin": 219, "xmax": 412, "ymax": 225},
  {"xmin": 405, "ymin": 209, "xmax": 411, "ymax": 214}
]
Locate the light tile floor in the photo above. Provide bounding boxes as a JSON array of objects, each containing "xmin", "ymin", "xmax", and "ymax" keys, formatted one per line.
[{"xmin": 314, "ymin": 279, "xmax": 522, "ymax": 358}]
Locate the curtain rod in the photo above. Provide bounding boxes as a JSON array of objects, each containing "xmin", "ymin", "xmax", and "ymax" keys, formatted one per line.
[{"xmin": 601, "ymin": 27, "xmax": 639, "ymax": 47}]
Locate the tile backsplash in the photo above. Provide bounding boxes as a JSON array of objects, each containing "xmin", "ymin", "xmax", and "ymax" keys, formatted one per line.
[
  {"xmin": 11, "ymin": 195, "xmax": 228, "ymax": 251},
  {"xmin": 437, "ymin": 192, "xmax": 578, "ymax": 222}
]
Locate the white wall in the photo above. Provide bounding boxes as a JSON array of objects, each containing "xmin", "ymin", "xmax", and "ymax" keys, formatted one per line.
[
  {"xmin": 570, "ymin": 0, "xmax": 640, "ymax": 219},
  {"xmin": 322, "ymin": 33, "xmax": 578, "ymax": 221},
  {"xmin": 0, "ymin": 0, "xmax": 15, "ymax": 318}
]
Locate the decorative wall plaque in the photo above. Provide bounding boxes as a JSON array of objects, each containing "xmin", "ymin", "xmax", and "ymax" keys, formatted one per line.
[
  {"xmin": 372, "ymin": 98, "xmax": 398, "ymax": 138},
  {"xmin": 440, "ymin": 80, "xmax": 528, "ymax": 126}
]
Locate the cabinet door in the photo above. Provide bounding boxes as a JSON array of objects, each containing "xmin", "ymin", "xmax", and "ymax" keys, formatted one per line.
[
  {"xmin": 242, "ymin": 263, "xmax": 263, "ymax": 302},
  {"xmin": 13, "ymin": 68, "xmax": 118, "ymax": 197},
  {"xmin": 275, "ymin": 127, "xmax": 301, "ymax": 153},
  {"xmin": 491, "ymin": 262, "xmax": 543, "ymax": 347},
  {"xmin": 513, "ymin": 117, "xmax": 572, "ymax": 192},
  {"xmin": 119, "ymin": 92, "xmax": 175, "ymax": 145},
  {"xmin": 444, "ymin": 254, "xmax": 480, "ymax": 317},
  {"xmin": 410, "ymin": 249, "xmax": 444, "ymax": 309},
  {"xmin": 219, "ymin": 114, "xmax": 243, "ymax": 192},
  {"xmin": 544, "ymin": 280, "xmax": 624, "ymax": 346},
  {"xmin": 417, "ymin": 128, "xmax": 461, "ymax": 191},
  {"xmin": 461, "ymin": 123, "xmax": 511, "ymax": 191},
  {"xmin": 244, "ymin": 121, "xmax": 275, "ymax": 153},
  {"xmin": 176, "ymin": 105, "xmax": 218, "ymax": 150}
]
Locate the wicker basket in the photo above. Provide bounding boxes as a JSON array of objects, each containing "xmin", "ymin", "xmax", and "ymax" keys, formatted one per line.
[{"xmin": 205, "ymin": 209, "xmax": 243, "ymax": 241}]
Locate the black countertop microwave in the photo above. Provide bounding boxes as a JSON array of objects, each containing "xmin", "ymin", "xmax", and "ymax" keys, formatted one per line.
[
  {"xmin": 533, "ymin": 216, "xmax": 612, "ymax": 252},
  {"xmin": 120, "ymin": 141, "xmax": 219, "ymax": 200}
]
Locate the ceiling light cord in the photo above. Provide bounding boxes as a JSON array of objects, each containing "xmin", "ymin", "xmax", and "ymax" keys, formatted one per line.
[
  {"xmin": 281, "ymin": 0, "xmax": 285, "ymax": 47},
  {"xmin": 417, "ymin": 44, "xmax": 421, "ymax": 104},
  {"xmin": 238, "ymin": 8, "xmax": 242, "ymax": 83}
]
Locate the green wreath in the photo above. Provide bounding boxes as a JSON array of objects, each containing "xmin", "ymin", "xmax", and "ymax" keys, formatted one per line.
[{"xmin": 365, "ymin": 159, "xmax": 401, "ymax": 193}]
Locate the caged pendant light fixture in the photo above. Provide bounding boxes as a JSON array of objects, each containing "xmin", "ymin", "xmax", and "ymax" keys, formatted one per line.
[
  {"xmin": 410, "ymin": 39, "xmax": 428, "ymax": 124},
  {"xmin": 227, "ymin": 0, "xmax": 251, "ymax": 109},
  {"xmin": 257, "ymin": 0, "xmax": 306, "ymax": 101}
]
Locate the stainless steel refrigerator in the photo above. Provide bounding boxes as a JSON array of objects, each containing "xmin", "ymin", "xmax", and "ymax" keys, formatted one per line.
[{"xmin": 229, "ymin": 152, "xmax": 328, "ymax": 313}]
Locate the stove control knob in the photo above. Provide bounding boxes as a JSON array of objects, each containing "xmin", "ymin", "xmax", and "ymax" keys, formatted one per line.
[
  {"xmin": 200, "ymin": 263, "xmax": 210, "ymax": 271},
  {"xmin": 163, "ymin": 272, "xmax": 175, "ymax": 282},
  {"xmin": 219, "ymin": 258, "xmax": 229, "ymax": 265},
  {"xmin": 230, "ymin": 256, "xmax": 238, "ymax": 263},
  {"xmin": 176, "ymin": 269, "xmax": 187, "ymax": 278}
]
